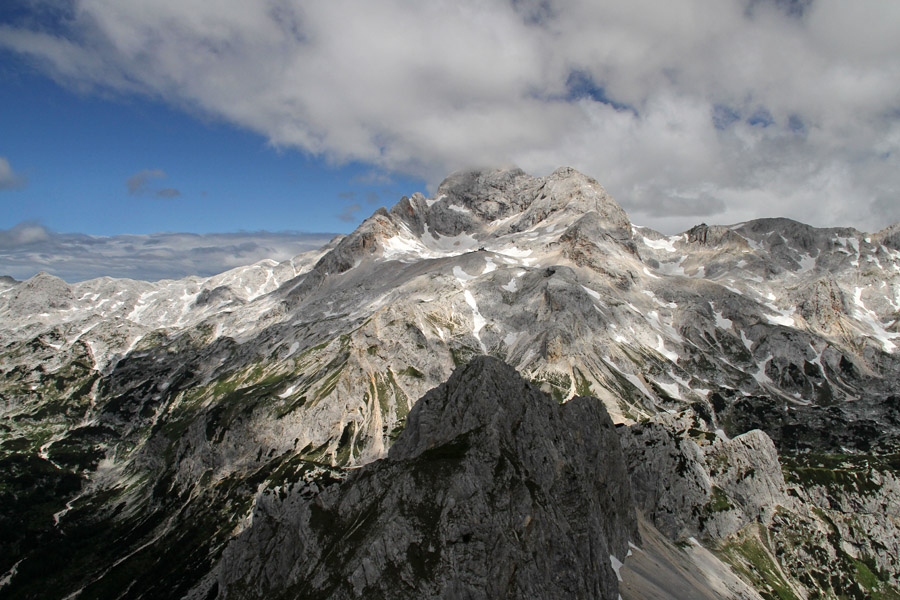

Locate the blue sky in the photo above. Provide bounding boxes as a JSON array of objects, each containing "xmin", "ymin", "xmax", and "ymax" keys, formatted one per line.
[
  {"xmin": 1, "ymin": 1, "xmax": 899, "ymax": 281},
  {"xmin": 0, "ymin": 66, "xmax": 425, "ymax": 237}
]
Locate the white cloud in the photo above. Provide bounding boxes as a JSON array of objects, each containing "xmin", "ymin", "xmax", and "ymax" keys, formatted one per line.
[
  {"xmin": 0, "ymin": 222, "xmax": 334, "ymax": 282},
  {"xmin": 1, "ymin": 1, "xmax": 899, "ymax": 233},
  {"xmin": 0, "ymin": 157, "xmax": 26, "ymax": 190}
]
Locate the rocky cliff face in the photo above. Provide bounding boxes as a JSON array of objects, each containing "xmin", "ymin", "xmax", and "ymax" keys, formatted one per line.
[
  {"xmin": 2, "ymin": 166, "xmax": 900, "ymax": 599},
  {"xmin": 620, "ymin": 420, "xmax": 788, "ymax": 542},
  {"xmin": 217, "ymin": 356, "xmax": 637, "ymax": 600}
]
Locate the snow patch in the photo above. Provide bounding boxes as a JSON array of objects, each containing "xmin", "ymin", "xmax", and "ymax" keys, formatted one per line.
[
  {"xmin": 604, "ymin": 359, "xmax": 654, "ymax": 399},
  {"xmin": 641, "ymin": 235, "xmax": 678, "ymax": 252},
  {"xmin": 425, "ymin": 193, "xmax": 445, "ymax": 208},
  {"xmin": 711, "ymin": 304, "xmax": 733, "ymax": 330},
  {"xmin": 656, "ymin": 379, "xmax": 682, "ymax": 399},
  {"xmin": 609, "ymin": 323, "xmax": 628, "ymax": 343},
  {"xmin": 381, "ymin": 231, "xmax": 430, "ymax": 260},
  {"xmin": 743, "ymin": 236, "xmax": 764, "ymax": 251},
  {"xmin": 797, "ymin": 253, "xmax": 817, "ymax": 273},
  {"xmin": 754, "ymin": 356, "xmax": 773, "ymax": 386},
  {"xmin": 0, "ymin": 559, "xmax": 23, "ymax": 591},
  {"xmin": 655, "ymin": 334, "xmax": 680, "ymax": 362},
  {"xmin": 463, "ymin": 290, "xmax": 487, "ymax": 352},
  {"xmin": 853, "ymin": 287, "xmax": 898, "ymax": 353},
  {"xmin": 642, "ymin": 289, "xmax": 677, "ymax": 309},
  {"xmin": 500, "ymin": 276, "xmax": 519, "ymax": 292},
  {"xmin": 421, "ymin": 223, "xmax": 479, "ymax": 256},
  {"xmin": 581, "ymin": 285, "xmax": 605, "ymax": 304},
  {"xmin": 609, "ymin": 554, "xmax": 624, "ymax": 582},
  {"xmin": 495, "ymin": 245, "xmax": 533, "ymax": 261},
  {"xmin": 453, "ymin": 266, "xmax": 477, "ymax": 282},
  {"xmin": 656, "ymin": 255, "xmax": 687, "ymax": 276},
  {"xmin": 763, "ymin": 304, "xmax": 796, "ymax": 327}
]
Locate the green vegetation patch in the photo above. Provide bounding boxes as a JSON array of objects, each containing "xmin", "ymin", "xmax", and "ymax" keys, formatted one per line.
[
  {"xmin": 718, "ymin": 527, "xmax": 800, "ymax": 600},
  {"xmin": 530, "ymin": 371, "xmax": 571, "ymax": 403},
  {"xmin": 706, "ymin": 485, "xmax": 734, "ymax": 513},
  {"xmin": 688, "ymin": 428, "xmax": 718, "ymax": 443},
  {"xmin": 781, "ymin": 452, "xmax": 889, "ymax": 496},
  {"xmin": 398, "ymin": 365, "xmax": 424, "ymax": 379},
  {"xmin": 450, "ymin": 345, "xmax": 479, "ymax": 367},
  {"xmin": 572, "ymin": 366, "xmax": 593, "ymax": 397}
]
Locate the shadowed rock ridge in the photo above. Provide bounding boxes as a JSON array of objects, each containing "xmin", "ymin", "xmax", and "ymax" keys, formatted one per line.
[{"xmin": 219, "ymin": 356, "xmax": 638, "ymax": 599}]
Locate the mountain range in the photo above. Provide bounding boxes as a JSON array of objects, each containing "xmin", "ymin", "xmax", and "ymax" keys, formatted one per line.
[{"xmin": 2, "ymin": 166, "xmax": 900, "ymax": 599}]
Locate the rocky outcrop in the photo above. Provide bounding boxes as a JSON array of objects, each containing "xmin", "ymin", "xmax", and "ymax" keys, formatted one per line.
[
  {"xmin": 794, "ymin": 276, "xmax": 852, "ymax": 340},
  {"xmin": 619, "ymin": 420, "xmax": 788, "ymax": 541},
  {"xmin": 218, "ymin": 356, "xmax": 638, "ymax": 600},
  {"xmin": 4, "ymin": 271, "xmax": 75, "ymax": 316},
  {"xmin": 685, "ymin": 223, "xmax": 748, "ymax": 249},
  {"xmin": 312, "ymin": 208, "xmax": 400, "ymax": 275},
  {"xmin": 876, "ymin": 221, "xmax": 900, "ymax": 250}
]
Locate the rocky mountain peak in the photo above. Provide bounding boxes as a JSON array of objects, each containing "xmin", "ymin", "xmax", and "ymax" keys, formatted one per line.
[
  {"xmin": 387, "ymin": 355, "xmax": 534, "ymax": 460},
  {"xmin": 311, "ymin": 208, "xmax": 400, "ymax": 275},
  {"xmin": 4, "ymin": 271, "xmax": 75, "ymax": 316},
  {"xmin": 303, "ymin": 166, "xmax": 637, "ymax": 282},
  {"xmin": 219, "ymin": 356, "xmax": 638, "ymax": 600},
  {"xmin": 877, "ymin": 220, "xmax": 900, "ymax": 250},
  {"xmin": 685, "ymin": 223, "xmax": 748, "ymax": 248},
  {"xmin": 538, "ymin": 166, "xmax": 630, "ymax": 230},
  {"xmin": 435, "ymin": 167, "xmax": 532, "ymax": 207},
  {"xmin": 424, "ymin": 165, "xmax": 631, "ymax": 232}
]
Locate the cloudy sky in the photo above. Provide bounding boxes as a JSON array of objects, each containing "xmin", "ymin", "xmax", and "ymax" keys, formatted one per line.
[
  {"xmin": 1, "ymin": 0, "xmax": 899, "ymax": 280},
  {"xmin": 0, "ymin": 221, "xmax": 334, "ymax": 282}
]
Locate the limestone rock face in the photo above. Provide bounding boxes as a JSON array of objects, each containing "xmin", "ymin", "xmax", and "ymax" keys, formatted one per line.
[
  {"xmin": 618, "ymin": 421, "xmax": 711, "ymax": 539},
  {"xmin": 218, "ymin": 356, "xmax": 638, "ymax": 600},
  {"xmin": 5, "ymin": 271, "xmax": 75, "ymax": 316},
  {"xmin": 619, "ymin": 422, "xmax": 788, "ymax": 541}
]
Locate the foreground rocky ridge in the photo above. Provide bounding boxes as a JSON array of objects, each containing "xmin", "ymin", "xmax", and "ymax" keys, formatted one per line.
[
  {"xmin": 216, "ymin": 356, "xmax": 773, "ymax": 600},
  {"xmin": 218, "ymin": 356, "xmax": 637, "ymax": 600},
  {"xmin": 2, "ymin": 167, "xmax": 900, "ymax": 598}
]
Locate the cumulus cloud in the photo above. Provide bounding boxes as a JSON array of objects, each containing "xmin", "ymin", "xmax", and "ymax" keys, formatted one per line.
[
  {"xmin": 0, "ymin": 157, "xmax": 27, "ymax": 190},
  {"xmin": 0, "ymin": 221, "xmax": 335, "ymax": 282},
  {"xmin": 0, "ymin": 221, "xmax": 50, "ymax": 245},
  {"xmin": 2, "ymin": 1, "xmax": 899, "ymax": 232}
]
